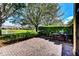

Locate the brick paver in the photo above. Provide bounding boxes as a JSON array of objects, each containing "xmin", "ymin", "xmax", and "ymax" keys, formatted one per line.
[{"xmin": 0, "ymin": 38, "xmax": 62, "ymax": 56}]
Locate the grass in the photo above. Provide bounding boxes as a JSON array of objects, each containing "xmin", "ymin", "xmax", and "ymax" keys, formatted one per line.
[{"xmin": 2, "ymin": 29, "xmax": 36, "ymax": 34}]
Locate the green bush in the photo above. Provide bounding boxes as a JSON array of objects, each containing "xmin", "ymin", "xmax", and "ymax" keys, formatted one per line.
[
  {"xmin": 1, "ymin": 31, "xmax": 38, "ymax": 41},
  {"xmin": 38, "ymin": 26, "xmax": 73, "ymax": 36}
]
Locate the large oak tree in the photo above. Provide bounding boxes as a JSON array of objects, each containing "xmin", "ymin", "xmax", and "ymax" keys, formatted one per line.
[
  {"xmin": 0, "ymin": 3, "xmax": 26, "ymax": 35},
  {"xmin": 10, "ymin": 3, "xmax": 64, "ymax": 32}
]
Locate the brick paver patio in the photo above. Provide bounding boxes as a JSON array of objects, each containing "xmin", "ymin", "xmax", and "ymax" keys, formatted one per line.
[{"xmin": 0, "ymin": 38, "xmax": 62, "ymax": 56}]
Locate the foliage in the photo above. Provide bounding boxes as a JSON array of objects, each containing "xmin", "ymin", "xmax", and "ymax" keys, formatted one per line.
[
  {"xmin": 43, "ymin": 19, "xmax": 65, "ymax": 26},
  {"xmin": 0, "ymin": 3, "xmax": 26, "ymax": 25},
  {"xmin": 38, "ymin": 26, "xmax": 73, "ymax": 37},
  {"xmin": 0, "ymin": 30, "xmax": 37, "ymax": 41},
  {"xmin": 10, "ymin": 3, "xmax": 64, "ymax": 32},
  {"xmin": 0, "ymin": 3, "xmax": 26, "ymax": 35},
  {"xmin": 67, "ymin": 19, "xmax": 73, "ymax": 26}
]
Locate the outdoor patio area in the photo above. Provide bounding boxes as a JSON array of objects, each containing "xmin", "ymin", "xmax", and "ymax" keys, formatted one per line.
[
  {"xmin": 0, "ymin": 38, "xmax": 73, "ymax": 56},
  {"xmin": 0, "ymin": 3, "xmax": 73, "ymax": 56}
]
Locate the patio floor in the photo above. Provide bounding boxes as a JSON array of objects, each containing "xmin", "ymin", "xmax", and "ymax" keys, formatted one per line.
[
  {"xmin": 0, "ymin": 37, "xmax": 73, "ymax": 56},
  {"xmin": 0, "ymin": 38, "xmax": 62, "ymax": 56}
]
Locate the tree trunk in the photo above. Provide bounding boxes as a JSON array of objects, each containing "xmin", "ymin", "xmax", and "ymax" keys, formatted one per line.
[
  {"xmin": 0, "ymin": 19, "xmax": 2, "ymax": 36},
  {"xmin": 35, "ymin": 25, "xmax": 38, "ymax": 32},
  {"xmin": 0, "ymin": 10, "xmax": 2, "ymax": 36},
  {"xmin": 0, "ymin": 29, "xmax": 1, "ymax": 35}
]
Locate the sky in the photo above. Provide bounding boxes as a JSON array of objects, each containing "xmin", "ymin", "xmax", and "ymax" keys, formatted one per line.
[
  {"xmin": 2, "ymin": 3, "xmax": 74, "ymax": 26},
  {"xmin": 59, "ymin": 3, "xmax": 73, "ymax": 24}
]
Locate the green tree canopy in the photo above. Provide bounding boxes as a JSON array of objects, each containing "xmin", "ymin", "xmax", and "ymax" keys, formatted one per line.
[
  {"xmin": 10, "ymin": 3, "xmax": 64, "ymax": 32},
  {"xmin": 0, "ymin": 3, "xmax": 26, "ymax": 35}
]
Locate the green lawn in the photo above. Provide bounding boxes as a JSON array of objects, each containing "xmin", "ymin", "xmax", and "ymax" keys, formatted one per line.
[{"xmin": 2, "ymin": 29, "xmax": 36, "ymax": 34}]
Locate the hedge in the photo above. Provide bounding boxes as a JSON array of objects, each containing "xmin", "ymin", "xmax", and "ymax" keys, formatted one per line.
[
  {"xmin": 0, "ymin": 31, "xmax": 38, "ymax": 41},
  {"xmin": 38, "ymin": 26, "xmax": 73, "ymax": 36}
]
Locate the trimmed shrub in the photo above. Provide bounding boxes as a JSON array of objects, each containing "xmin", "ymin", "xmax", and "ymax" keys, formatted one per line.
[
  {"xmin": 0, "ymin": 31, "xmax": 38, "ymax": 41},
  {"xmin": 38, "ymin": 26, "xmax": 73, "ymax": 37}
]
